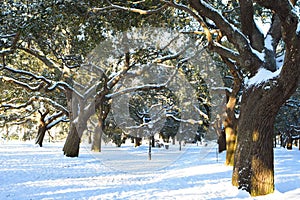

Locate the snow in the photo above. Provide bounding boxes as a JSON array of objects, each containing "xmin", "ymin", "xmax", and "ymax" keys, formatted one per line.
[
  {"xmin": 251, "ymin": 47, "xmax": 265, "ymax": 62},
  {"xmin": 264, "ymin": 35, "xmax": 273, "ymax": 51},
  {"xmin": 245, "ymin": 67, "xmax": 282, "ymax": 87},
  {"xmin": 254, "ymin": 17, "xmax": 271, "ymax": 37},
  {"xmin": 0, "ymin": 141, "xmax": 299, "ymax": 199}
]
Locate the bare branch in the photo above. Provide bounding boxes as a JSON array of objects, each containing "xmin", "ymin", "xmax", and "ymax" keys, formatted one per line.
[
  {"xmin": 166, "ymin": 113, "xmax": 204, "ymax": 125},
  {"xmin": 209, "ymin": 42, "xmax": 240, "ymax": 61}
]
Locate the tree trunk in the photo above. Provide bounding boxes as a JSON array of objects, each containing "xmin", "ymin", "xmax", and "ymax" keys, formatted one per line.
[
  {"xmin": 232, "ymin": 87, "xmax": 278, "ymax": 196},
  {"xmin": 91, "ymin": 122, "xmax": 103, "ymax": 152},
  {"xmin": 151, "ymin": 135, "xmax": 155, "ymax": 147},
  {"xmin": 63, "ymin": 123, "xmax": 81, "ymax": 157},
  {"xmin": 218, "ymin": 129, "xmax": 226, "ymax": 153},
  {"xmin": 135, "ymin": 137, "xmax": 142, "ymax": 147},
  {"xmin": 35, "ymin": 125, "xmax": 47, "ymax": 147},
  {"xmin": 148, "ymin": 137, "xmax": 152, "ymax": 160},
  {"xmin": 224, "ymin": 125, "xmax": 236, "ymax": 166},
  {"xmin": 286, "ymin": 132, "xmax": 293, "ymax": 150},
  {"xmin": 35, "ymin": 110, "xmax": 49, "ymax": 147}
]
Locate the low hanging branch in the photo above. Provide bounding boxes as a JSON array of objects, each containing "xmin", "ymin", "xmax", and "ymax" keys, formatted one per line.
[
  {"xmin": 1, "ymin": 95, "xmax": 69, "ymax": 115},
  {"xmin": 0, "ymin": 64, "xmax": 83, "ymax": 98}
]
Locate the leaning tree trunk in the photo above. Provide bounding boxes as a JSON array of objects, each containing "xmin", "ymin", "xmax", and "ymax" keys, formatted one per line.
[
  {"xmin": 62, "ymin": 92, "xmax": 87, "ymax": 157},
  {"xmin": 63, "ymin": 122, "xmax": 81, "ymax": 157},
  {"xmin": 35, "ymin": 125, "xmax": 47, "ymax": 147}
]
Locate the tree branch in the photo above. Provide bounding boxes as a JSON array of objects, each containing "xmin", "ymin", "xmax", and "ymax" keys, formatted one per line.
[
  {"xmin": 164, "ymin": 0, "xmax": 213, "ymax": 43},
  {"xmin": 240, "ymin": 0, "xmax": 264, "ymax": 51},
  {"xmin": 104, "ymin": 0, "xmax": 168, "ymax": 15},
  {"xmin": 18, "ymin": 46, "xmax": 60, "ymax": 69},
  {"xmin": 1, "ymin": 96, "xmax": 69, "ymax": 115},
  {"xmin": 188, "ymin": 0, "xmax": 264, "ymax": 74}
]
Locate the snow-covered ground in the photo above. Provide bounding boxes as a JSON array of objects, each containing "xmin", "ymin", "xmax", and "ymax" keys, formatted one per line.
[{"xmin": 0, "ymin": 140, "xmax": 299, "ymax": 200}]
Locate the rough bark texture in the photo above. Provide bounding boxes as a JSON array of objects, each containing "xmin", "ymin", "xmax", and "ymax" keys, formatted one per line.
[
  {"xmin": 232, "ymin": 87, "xmax": 278, "ymax": 195},
  {"xmin": 222, "ymin": 57, "xmax": 241, "ymax": 166},
  {"xmin": 233, "ymin": 44, "xmax": 300, "ymax": 196},
  {"xmin": 240, "ymin": 0, "xmax": 264, "ymax": 52}
]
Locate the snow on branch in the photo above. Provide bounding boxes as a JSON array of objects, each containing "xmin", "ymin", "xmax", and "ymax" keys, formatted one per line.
[
  {"xmin": 209, "ymin": 42, "xmax": 240, "ymax": 62},
  {"xmin": 0, "ymin": 31, "xmax": 20, "ymax": 56},
  {"xmin": 107, "ymin": 83, "xmax": 167, "ymax": 99},
  {"xmin": 99, "ymin": 1, "xmax": 168, "ymax": 15},
  {"xmin": 245, "ymin": 67, "xmax": 282, "ymax": 87},
  {"xmin": 154, "ymin": 43, "xmax": 195, "ymax": 63},
  {"xmin": 166, "ymin": 113, "xmax": 203, "ymax": 125},
  {"xmin": 46, "ymin": 115, "xmax": 68, "ymax": 129},
  {"xmin": 164, "ymin": 0, "xmax": 213, "ymax": 42},
  {"xmin": 0, "ymin": 33, "xmax": 17, "ymax": 38},
  {"xmin": 0, "ymin": 75, "xmax": 44, "ymax": 91},
  {"xmin": 106, "ymin": 64, "xmax": 178, "ymax": 99},
  {"xmin": 188, "ymin": 0, "xmax": 264, "ymax": 74},
  {"xmin": 0, "ymin": 108, "xmax": 37, "ymax": 127},
  {"xmin": 2, "ymin": 65, "xmax": 51, "ymax": 85},
  {"xmin": 256, "ymin": 0, "xmax": 298, "ymax": 45},
  {"xmin": 1, "ymin": 96, "xmax": 69, "ymax": 115},
  {"xmin": 1, "ymin": 64, "xmax": 82, "ymax": 98}
]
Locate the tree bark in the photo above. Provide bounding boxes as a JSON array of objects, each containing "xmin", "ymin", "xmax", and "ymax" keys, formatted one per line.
[
  {"xmin": 35, "ymin": 125, "xmax": 47, "ymax": 147},
  {"xmin": 222, "ymin": 57, "xmax": 241, "ymax": 166},
  {"xmin": 224, "ymin": 125, "xmax": 236, "ymax": 166},
  {"xmin": 35, "ymin": 109, "xmax": 49, "ymax": 147},
  {"xmin": 63, "ymin": 123, "xmax": 81, "ymax": 157},
  {"xmin": 62, "ymin": 92, "xmax": 82, "ymax": 157},
  {"xmin": 91, "ymin": 122, "xmax": 103, "ymax": 152},
  {"xmin": 232, "ymin": 70, "xmax": 299, "ymax": 196},
  {"xmin": 232, "ymin": 87, "xmax": 278, "ymax": 195}
]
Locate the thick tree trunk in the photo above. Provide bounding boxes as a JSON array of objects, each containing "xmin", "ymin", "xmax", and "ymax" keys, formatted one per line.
[
  {"xmin": 232, "ymin": 87, "xmax": 278, "ymax": 196},
  {"xmin": 63, "ymin": 123, "xmax": 81, "ymax": 157}
]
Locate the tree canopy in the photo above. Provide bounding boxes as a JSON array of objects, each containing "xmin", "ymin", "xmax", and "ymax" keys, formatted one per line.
[{"xmin": 1, "ymin": 0, "xmax": 299, "ymax": 197}]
